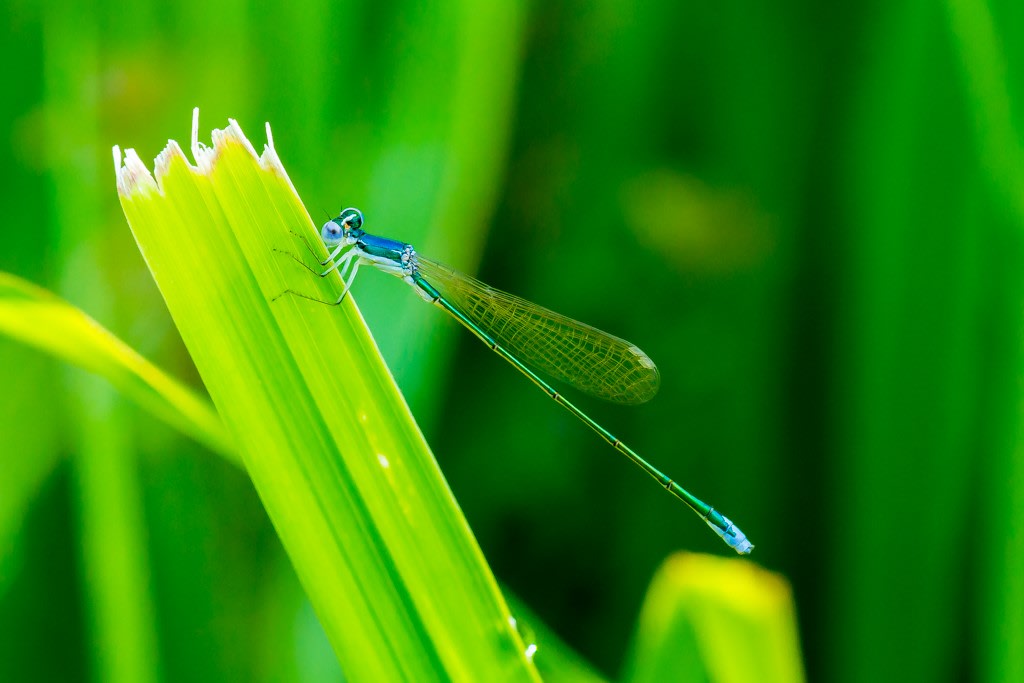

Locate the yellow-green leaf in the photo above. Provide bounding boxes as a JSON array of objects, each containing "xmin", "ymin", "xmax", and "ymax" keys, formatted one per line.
[
  {"xmin": 0, "ymin": 271, "xmax": 234, "ymax": 462},
  {"xmin": 114, "ymin": 113, "xmax": 538, "ymax": 682},
  {"xmin": 623, "ymin": 553, "xmax": 805, "ymax": 683}
]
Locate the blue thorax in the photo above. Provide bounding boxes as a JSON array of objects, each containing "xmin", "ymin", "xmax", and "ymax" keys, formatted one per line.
[{"xmin": 353, "ymin": 230, "xmax": 410, "ymax": 262}]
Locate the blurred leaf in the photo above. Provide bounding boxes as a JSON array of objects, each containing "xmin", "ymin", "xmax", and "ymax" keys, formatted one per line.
[
  {"xmin": 623, "ymin": 553, "xmax": 804, "ymax": 683},
  {"xmin": 0, "ymin": 271, "xmax": 235, "ymax": 462},
  {"xmin": 114, "ymin": 114, "xmax": 538, "ymax": 681},
  {"xmin": 345, "ymin": 2, "xmax": 526, "ymax": 432},
  {"xmin": 0, "ymin": 346, "xmax": 59, "ymax": 592},
  {"xmin": 944, "ymin": 2, "xmax": 1024, "ymax": 681},
  {"xmin": 833, "ymin": 1, "xmax": 991, "ymax": 681},
  {"xmin": 945, "ymin": 0, "xmax": 1024, "ymax": 222},
  {"xmin": 40, "ymin": 0, "xmax": 164, "ymax": 679}
]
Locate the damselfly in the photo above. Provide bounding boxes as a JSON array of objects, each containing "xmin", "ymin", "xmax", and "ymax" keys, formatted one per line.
[{"xmin": 279, "ymin": 207, "xmax": 752, "ymax": 554}]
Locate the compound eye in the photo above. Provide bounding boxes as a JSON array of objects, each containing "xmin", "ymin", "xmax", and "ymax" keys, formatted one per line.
[
  {"xmin": 321, "ymin": 220, "xmax": 344, "ymax": 243},
  {"xmin": 338, "ymin": 207, "xmax": 364, "ymax": 231}
]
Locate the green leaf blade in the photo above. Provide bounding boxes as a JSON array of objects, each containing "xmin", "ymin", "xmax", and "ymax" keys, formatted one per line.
[
  {"xmin": 115, "ymin": 117, "xmax": 538, "ymax": 682},
  {"xmin": 624, "ymin": 553, "xmax": 804, "ymax": 683}
]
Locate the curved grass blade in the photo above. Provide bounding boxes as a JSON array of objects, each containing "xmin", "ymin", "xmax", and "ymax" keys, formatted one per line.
[{"xmin": 0, "ymin": 271, "xmax": 235, "ymax": 462}]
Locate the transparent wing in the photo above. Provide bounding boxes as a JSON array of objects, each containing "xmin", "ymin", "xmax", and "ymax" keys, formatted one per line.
[{"xmin": 416, "ymin": 257, "xmax": 659, "ymax": 405}]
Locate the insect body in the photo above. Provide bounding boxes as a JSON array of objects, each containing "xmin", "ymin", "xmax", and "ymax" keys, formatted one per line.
[{"xmin": 285, "ymin": 207, "xmax": 752, "ymax": 554}]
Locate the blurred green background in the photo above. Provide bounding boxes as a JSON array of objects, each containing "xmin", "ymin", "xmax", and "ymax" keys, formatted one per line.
[{"xmin": 2, "ymin": 0, "xmax": 1022, "ymax": 681}]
